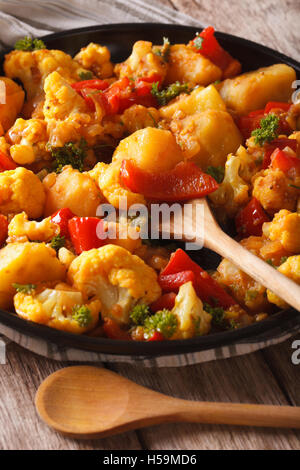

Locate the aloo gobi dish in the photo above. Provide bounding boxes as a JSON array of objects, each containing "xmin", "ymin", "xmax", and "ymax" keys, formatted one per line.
[{"xmin": 0, "ymin": 27, "xmax": 299, "ymax": 341}]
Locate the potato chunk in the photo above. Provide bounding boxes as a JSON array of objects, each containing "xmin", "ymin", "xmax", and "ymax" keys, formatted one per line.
[
  {"xmin": 219, "ymin": 64, "xmax": 296, "ymax": 115},
  {"xmin": 159, "ymin": 85, "xmax": 226, "ymax": 120},
  {"xmin": 170, "ymin": 110, "xmax": 242, "ymax": 169},
  {"xmin": 43, "ymin": 166, "xmax": 104, "ymax": 217},
  {"xmin": 165, "ymin": 45, "xmax": 222, "ymax": 86},
  {"xmin": 0, "ymin": 242, "xmax": 66, "ymax": 309},
  {"xmin": 0, "ymin": 77, "xmax": 25, "ymax": 134},
  {"xmin": 0, "ymin": 167, "xmax": 45, "ymax": 218},
  {"xmin": 113, "ymin": 127, "xmax": 184, "ymax": 172}
]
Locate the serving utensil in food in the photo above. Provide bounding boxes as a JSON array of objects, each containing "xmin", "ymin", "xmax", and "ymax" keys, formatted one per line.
[
  {"xmin": 35, "ymin": 365, "xmax": 300, "ymax": 438},
  {"xmin": 161, "ymin": 198, "xmax": 300, "ymax": 312}
]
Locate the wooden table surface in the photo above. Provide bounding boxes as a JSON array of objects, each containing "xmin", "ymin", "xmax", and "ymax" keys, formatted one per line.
[{"xmin": 1, "ymin": 0, "xmax": 300, "ymax": 451}]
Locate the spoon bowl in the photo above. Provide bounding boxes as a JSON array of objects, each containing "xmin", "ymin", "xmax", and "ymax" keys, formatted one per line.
[{"xmin": 35, "ymin": 366, "xmax": 300, "ymax": 439}]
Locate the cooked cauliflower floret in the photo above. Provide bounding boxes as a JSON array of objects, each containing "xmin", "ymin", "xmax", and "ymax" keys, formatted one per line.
[
  {"xmin": 43, "ymin": 165, "xmax": 104, "ymax": 217},
  {"xmin": 43, "ymin": 71, "xmax": 100, "ymax": 147},
  {"xmin": 0, "ymin": 77, "xmax": 25, "ymax": 133},
  {"xmin": 169, "ymin": 110, "xmax": 242, "ymax": 169},
  {"xmin": 4, "ymin": 49, "xmax": 88, "ymax": 100},
  {"xmin": 0, "ymin": 167, "xmax": 45, "ymax": 218},
  {"xmin": 171, "ymin": 282, "xmax": 212, "ymax": 339},
  {"xmin": 58, "ymin": 247, "xmax": 76, "ymax": 269},
  {"xmin": 267, "ymin": 255, "xmax": 300, "ymax": 308},
  {"xmin": 0, "ymin": 242, "xmax": 66, "ymax": 309},
  {"xmin": 165, "ymin": 44, "xmax": 222, "ymax": 86},
  {"xmin": 121, "ymin": 105, "xmax": 161, "ymax": 134},
  {"xmin": 89, "ymin": 161, "xmax": 145, "ymax": 209},
  {"xmin": 0, "ymin": 136, "xmax": 10, "ymax": 156},
  {"xmin": 14, "ymin": 282, "xmax": 100, "ymax": 334},
  {"xmin": 216, "ymin": 237, "xmax": 270, "ymax": 313},
  {"xmin": 68, "ymin": 244, "xmax": 161, "ymax": 324},
  {"xmin": 7, "ymin": 118, "xmax": 49, "ymax": 164},
  {"xmin": 101, "ymin": 220, "xmax": 142, "ymax": 253},
  {"xmin": 252, "ymin": 168, "xmax": 298, "ymax": 216},
  {"xmin": 115, "ymin": 40, "xmax": 167, "ymax": 82},
  {"xmin": 112, "ymin": 127, "xmax": 184, "ymax": 172},
  {"xmin": 8, "ymin": 212, "xmax": 59, "ymax": 243},
  {"xmin": 209, "ymin": 150, "xmax": 250, "ymax": 217},
  {"xmin": 262, "ymin": 210, "xmax": 300, "ymax": 253},
  {"xmin": 74, "ymin": 43, "xmax": 114, "ymax": 78}
]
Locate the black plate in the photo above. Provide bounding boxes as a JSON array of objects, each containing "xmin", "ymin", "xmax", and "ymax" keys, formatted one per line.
[{"xmin": 0, "ymin": 23, "xmax": 299, "ymax": 357}]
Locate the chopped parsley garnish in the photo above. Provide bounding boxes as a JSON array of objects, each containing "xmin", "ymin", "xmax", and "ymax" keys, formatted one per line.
[
  {"xmin": 193, "ymin": 34, "xmax": 204, "ymax": 51},
  {"xmin": 50, "ymin": 235, "xmax": 66, "ymax": 252},
  {"xmin": 147, "ymin": 110, "xmax": 158, "ymax": 128},
  {"xmin": 206, "ymin": 166, "xmax": 225, "ymax": 183},
  {"xmin": 245, "ymin": 289, "xmax": 259, "ymax": 302},
  {"xmin": 71, "ymin": 305, "xmax": 92, "ymax": 327},
  {"xmin": 151, "ymin": 81, "xmax": 190, "ymax": 106},
  {"xmin": 289, "ymin": 183, "xmax": 300, "ymax": 190},
  {"xmin": 154, "ymin": 37, "xmax": 171, "ymax": 62},
  {"xmin": 229, "ymin": 319, "xmax": 238, "ymax": 330},
  {"xmin": 14, "ymin": 36, "xmax": 46, "ymax": 51},
  {"xmin": 78, "ymin": 70, "xmax": 93, "ymax": 80},
  {"xmin": 49, "ymin": 138, "xmax": 87, "ymax": 173},
  {"xmin": 130, "ymin": 304, "xmax": 150, "ymax": 326},
  {"xmin": 251, "ymin": 114, "xmax": 280, "ymax": 146},
  {"xmin": 12, "ymin": 283, "xmax": 36, "ymax": 294},
  {"xmin": 280, "ymin": 256, "xmax": 288, "ymax": 265},
  {"xmin": 266, "ymin": 259, "xmax": 275, "ymax": 267},
  {"xmin": 144, "ymin": 309, "xmax": 178, "ymax": 339},
  {"xmin": 203, "ymin": 303, "xmax": 226, "ymax": 328}
]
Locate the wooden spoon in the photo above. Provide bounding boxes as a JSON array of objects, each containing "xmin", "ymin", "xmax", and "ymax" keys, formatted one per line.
[
  {"xmin": 159, "ymin": 198, "xmax": 300, "ymax": 311},
  {"xmin": 35, "ymin": 366, "xmax": 300, "ymax": 439}
]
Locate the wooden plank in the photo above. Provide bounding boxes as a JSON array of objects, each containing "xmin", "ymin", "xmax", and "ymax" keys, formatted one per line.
[
  {"xmin": 262, "ymin": 334, "xmax": 300, "ymax": 407},
  {"xmin": 109, "ymin": 346, "xmax": 300, "ymax": 450},
  {"xmin": 0, "ymin": 344, "xmax": 142, "ymax": 450},
  {"xmin": 169, "ymin": 0, "xmax": 300, "ymax": 61}
]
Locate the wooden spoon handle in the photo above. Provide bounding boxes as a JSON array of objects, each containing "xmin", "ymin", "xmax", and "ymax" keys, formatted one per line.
[
  {"xmin": 172, "ymin": 400, "xmax": 300, "ymax": 428},
  {"xmin": 205, "ymin": 228, "xmax": 300, "ymax": 311},
  {"xmin": 180, "ymin": 198, "xmax": 300, "ymax": 311}
]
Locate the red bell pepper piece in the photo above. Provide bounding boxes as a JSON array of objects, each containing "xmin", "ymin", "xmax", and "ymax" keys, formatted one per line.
[
  {"xmin": 158, "ymin": 271, "xmax": 196, "ymax": 293},
  {"xmin": 238, "ymin": 107, "xmax": 292, "ymax": 140},
  {"xmin": 147, "ymin": 331, "xmax": 164, "ymax": 341},
  {"xmin": 0, "ymin": 214, "xmax": 8, "ymax": 246},
  {"xmin": 71, "ymin": 79, "xmax": 110, "ymax": 111},
  {"xmin": 0, "ymin": 149, "xmax": 17, "ymax": 171},
  {"xmin": 135, "ymin": 73, "xmax": 163, "ymax": 85},
  {"xmin": 262, "ymin": 138, "xmax": 298, "ymax": 169},
  {"xmin": 71, "ymin": 79, "xmax": 110, "ymax": 91},
  {"xmin": 237, "ymin": 110, "xmax": 265, "ymax": 139},
  {"xmin": 75, "ymin": 75, "xmax": 158, "ymax": 114},
  {"xmin": 235, "ymin": 197, "xmax": 269, "ymax": 237},
  {"xmin": 120, "ymin": 160, "xmax": 219, "ymax": 201},
  {"xmin": 103, "ymin": 317, "xmax": 131, "ymax": 340},
  {"xmin": 271, "ymin": 148, "xmax": 300, "ymax": 177},
  {"xmin": 68, "ymin": 217, "xmax": 106, "ymax": 254},
  {"xmin": 191, "ymin": 26, "xmax": 237, "ymax": 72},
  {"xmin": 160, "ymin": 249, "xmax": 236, "ymax": 308},
  {"xmin": 50, "ymin": 208, "xmax": 75, "ymax": 239},
  {"xmin": 264, "ymin": 102, "xmax": 292, "ymax": 114},
  {"xmin": 150, "ymin": 292, "xmax": 177, "ymax": 313}
]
